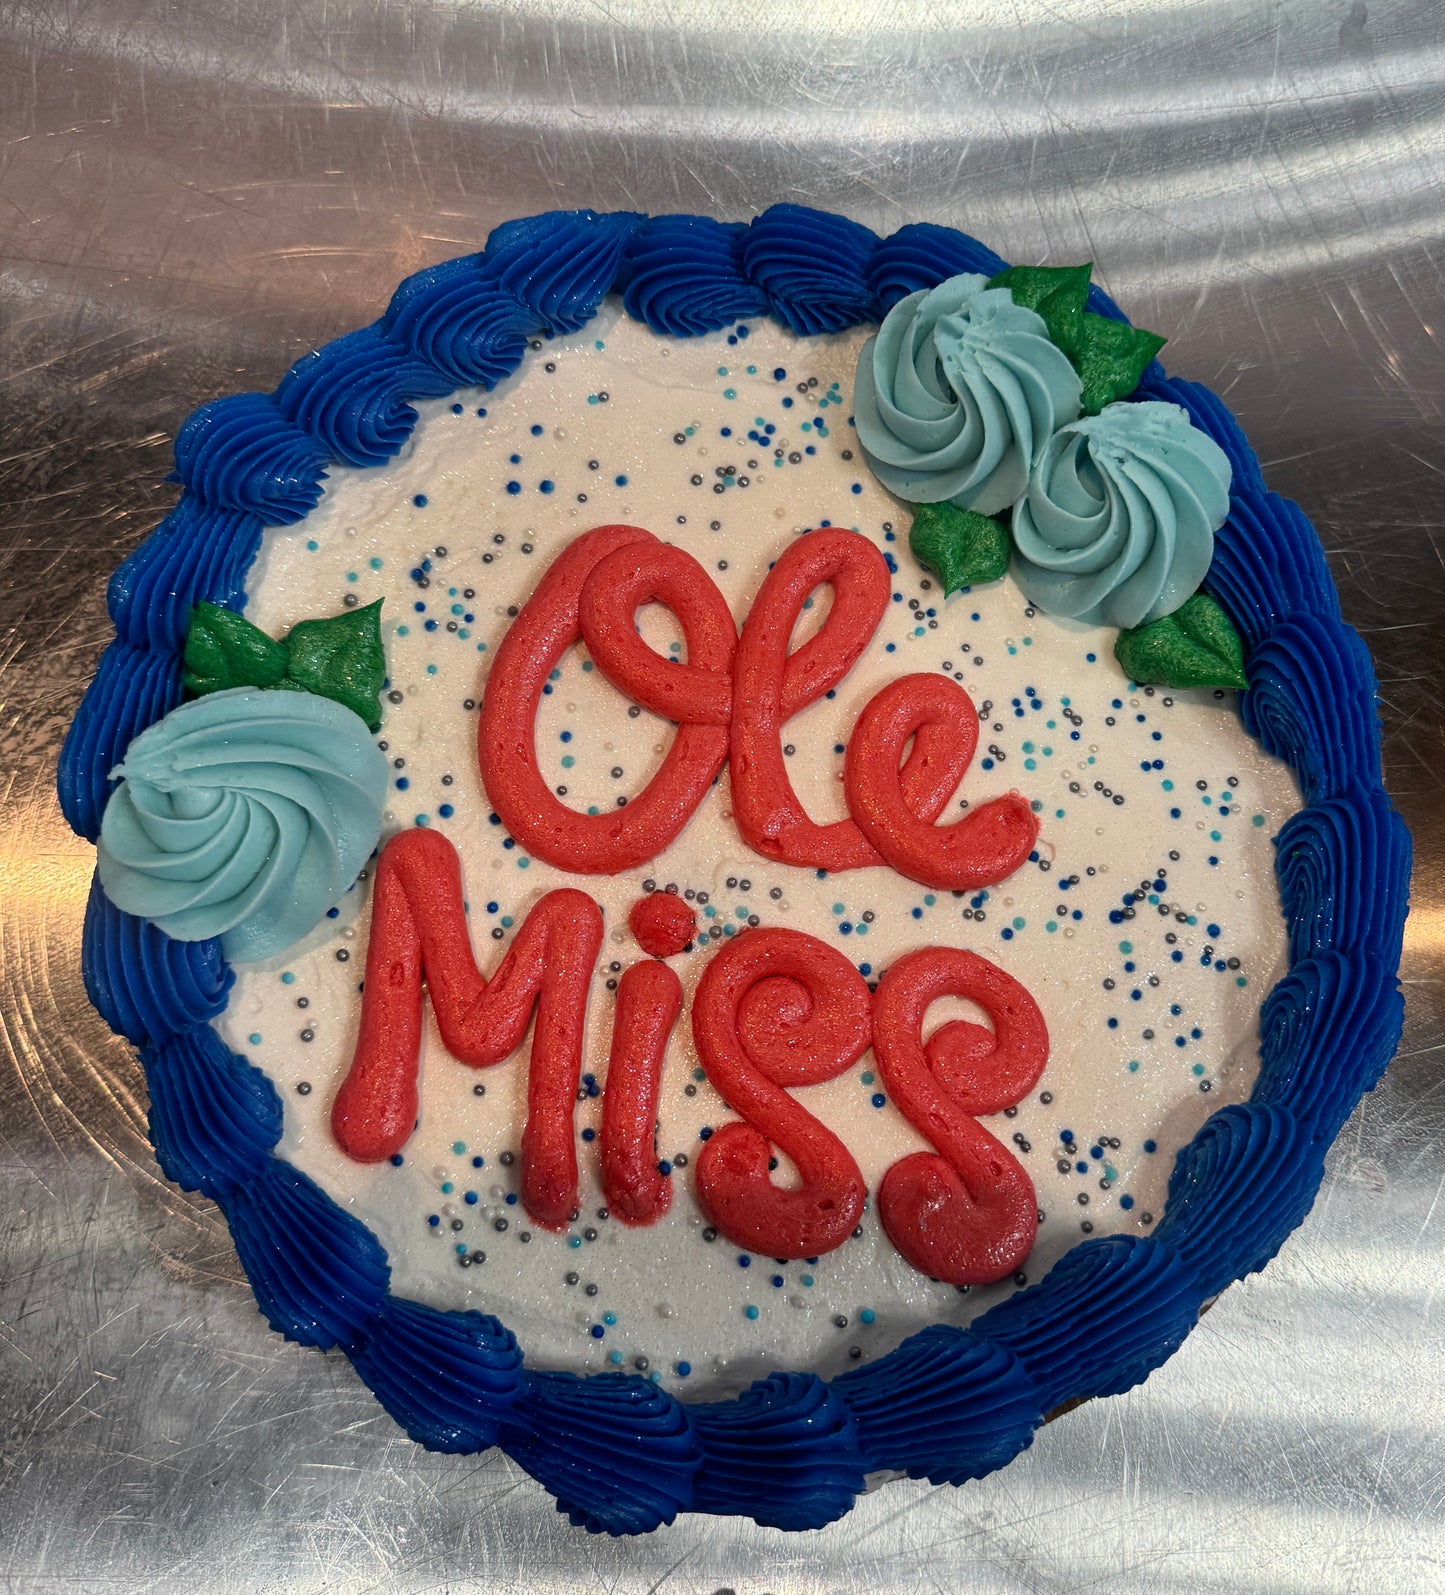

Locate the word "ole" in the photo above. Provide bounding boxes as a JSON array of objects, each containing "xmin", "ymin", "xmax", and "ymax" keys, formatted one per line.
[{"xmin": 477, "ymin": 523, "xmax": 1039, "ymax": 891}]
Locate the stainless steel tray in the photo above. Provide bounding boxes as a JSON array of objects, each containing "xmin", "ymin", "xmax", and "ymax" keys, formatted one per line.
[{"xmin": 2, "ymin": 2, "xmax": 1441, "ymax": 1589}]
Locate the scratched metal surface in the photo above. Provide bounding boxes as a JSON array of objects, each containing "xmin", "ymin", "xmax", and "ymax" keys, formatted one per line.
[{"xmin": 2, "ymin": 1, "xmax": 1443, "ymax": 1589}]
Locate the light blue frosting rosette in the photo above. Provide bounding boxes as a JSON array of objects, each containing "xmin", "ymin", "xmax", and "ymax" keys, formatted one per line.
[
  {"xmin": 1010, "ymin": 400, "xmax": 1233, "ymax": 629},
  {"xmin": 853, "ymin": 274, "xmax": 1083, "ymax": 515},
  {"xmin": 97, "ymin": 686, "xmax": 388, "ymax": 962}
]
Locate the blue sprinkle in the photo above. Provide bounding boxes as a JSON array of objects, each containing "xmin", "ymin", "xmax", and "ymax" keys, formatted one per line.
[
  {"xmin": 737, "ymin": 1254, "xmax": 751, "ymax": 1268},
  {"xmin": 506, "ymin": 481, "xmax": 521, "ymax": 495},
  {"xmin": 590, "ymin": 1325, "xmax": 605, "ymax": 1339},
  {"xmin": 413, "ymin": 494, "xmax": 428, "ymax": 507}
]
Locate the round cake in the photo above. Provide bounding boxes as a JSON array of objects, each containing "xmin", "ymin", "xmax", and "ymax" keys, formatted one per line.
[{"xmin": 58, "ymin": 206, "xmax": 1411, "ymax": 1535}]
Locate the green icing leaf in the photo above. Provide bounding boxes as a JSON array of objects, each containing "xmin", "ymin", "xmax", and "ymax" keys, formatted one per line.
[
  {"xmin": 986, "ymin": 263, "xmax": 1092, "ymax": 356},
  {"xmin": 282, "ymin": 600, "xmax": 387, "ymax": 731},
  {"xmin": 184, "ymin": 602, "xmax": 290, "ymax": 696},
  {"xmin": 987, "ymin": 263, "xmax": 1164, "ymax": 408},
  {"xmin": 908, "ymin": 502, "xmax": 1011, "ymax": 596},
  {"xmin": 1074, "ymin": 313, "xmax": 1167, "ymax": 415},
  {"xmin": 1114, "ymin": 593, "xmax": 1248, "ymax": 691},
  {"xmin": 183, "ymin": 598, "xmax": 387, "ymax": 729}
]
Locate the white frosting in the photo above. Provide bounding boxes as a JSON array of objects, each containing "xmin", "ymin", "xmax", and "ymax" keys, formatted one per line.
[{"xmin": 217, "ymin": 306, "xmax": 1299, "ymax": 1395}]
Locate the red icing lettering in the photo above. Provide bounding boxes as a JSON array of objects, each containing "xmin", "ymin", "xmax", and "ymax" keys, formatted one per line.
[
  {"xmin": 478, "ymin": 525, "xmax": 733, "ymax": 873},
  {"xmin": 330, "ymin": 828, "xmax": 602, "ymax": 1230},
  {"xmin": 870, "ymin": 948, "xmax": 1049, "ymax": 1285},
  {"xmin": 628, "ymin": 891, "xmax": 697, "ymax": 957},
  {"xmin": 846, "ymin": 674, "xmax": 1039, "ymax": 890},
  {"xmin": 599, "ymin": 960, "xmax": 683, "ymax": 1225},
  {"xmin": 478, "ymin": 523, "xmax": 1037, "ymax": 891},
  {"xmin": 691, "ymin": 927, "xmax": 870, "ymax": 1259}
]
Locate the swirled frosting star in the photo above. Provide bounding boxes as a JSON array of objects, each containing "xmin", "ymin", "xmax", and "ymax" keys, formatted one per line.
[
  {"xmin": 97, "ymin": 686, "xmax": 387, "ymax": 962},
  {"xmin": 853, "ymin": 274, "xmax": 1083, "ymax": 515},
  {"xmin": 1010, "ymin": 400, "xmax": 1233, "ymax": 629}
]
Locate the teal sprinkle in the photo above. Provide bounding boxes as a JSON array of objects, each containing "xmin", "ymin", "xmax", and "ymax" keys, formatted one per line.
[
  {"xmin": 561, "ymin": 755, "xmax": 575, "ymax": 768},
  {"xmin": 1253, "ymin": 813, "xmax": 1266, "ymax": 826},
  {"xmin": 452, "ymin": 1141, "xmax": 466, "ymax": 1155},
  {"xmin": 860, "ymin": 1070, "xmax": 874, "ymax": 1085},
  {"xmin": 603, "ymin": 1311, "xmax": 617, "ymax": 1326},
  {"xmin": 744, "ymin": 1304, "xmax": 759, "ymax": 1320},
  {"xmin": 1024, "ymin": 758, "xmax": 1036, "ymax": 770},
  {"xmin": 306, "ymin": 539, "xmax": 319, "ymax": 552},
  {"xmin": 501, "ymin": 915, "xmax": 514, "ymax": 928},
  {"xmin": 346, "ymin": 571, "xmax": 358, "ymax": 582},
  {"xmin": 426, "ymin": 664, "xmax": 437, "ymax": 675},
  {"xmin": 568, "ymin": 1235, "xmax": 582, "ymax": 1248},
  {"xmin": 1128, "ymin": 1059, "xmax": 1140, "ymax": 1072},
  {"xmin": 248, "ymin": 1033, "xmax": 262, "ymax": 1046},
  {"xmin": 832, "ymin": 902, "xmax": 844, "ymax": 915},
  {"xmin": 1119, "ymin": 941, "xmax": 1133, "ymax": 953},
  {"xmin": 369, "ymin": 557, "xmax": 383, "ymax": 569},
  {"xmin": 458, "ymin": 628, "xmax": 469, "ymax": 638},
  {"xmin": 281, "ymin": 972, "xmax": 295, "ymax": 985},
  {"xmin": 581, "ymin": 660, "xmax": 594, "ymax": 672},
  {"xmin": 723, "ymin": 388, "xmax": 736, "ymax": 399},
  {"xmin": 440, "ymin": 1181, "xmax": 454, "ymax": 1194},
  {"xmin": 1012, "ymin": 916, "xmax": 1025, "ymax": 930},
  {"xmin": 1192, "ymin": 1063, "xmax": 1205, "ymax": 1076},
  {"xmin": 735, "ymin": 907, "xmax": 749, "ymax": 920},
  {"xmin": 1045, "ymin": 921, "xmax": 1058, "ymax": 933},
  {"xmin": 801, "ymin": 1275, "xmax": 814, "ymax": 1287},
  {"xmin": 397, "ymin": 625, "xmax": 410, "ymax": 637},
  {"xmin": 859, "ymin": 1308, "xmax": 875, "ymax": 1325},
  {"xmin": 518, "ymin": 858, "xmax": 530, "ymax": 869},
  {"xmin": 609, "ymin": 1350, "xmax": 623, "ymax": 1365}
]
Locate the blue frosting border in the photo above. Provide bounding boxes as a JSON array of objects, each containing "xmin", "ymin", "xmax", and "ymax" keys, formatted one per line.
[{"xmin": 57, "ymin": 206, "xmax": 1411, "ymax": 1534}]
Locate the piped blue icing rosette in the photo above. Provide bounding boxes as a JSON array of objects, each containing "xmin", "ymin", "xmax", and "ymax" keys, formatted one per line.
[
  {"xmin": 1010, "ymin": 402, "xmax": 1232, "ymax": 629},
  {"xmin": 97, "ymin": 685, "xmax": 387, "ymax": 962},
  {"xmin": 853, "ymin": 276, "xmax": 1083, "ymax": 516}
]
